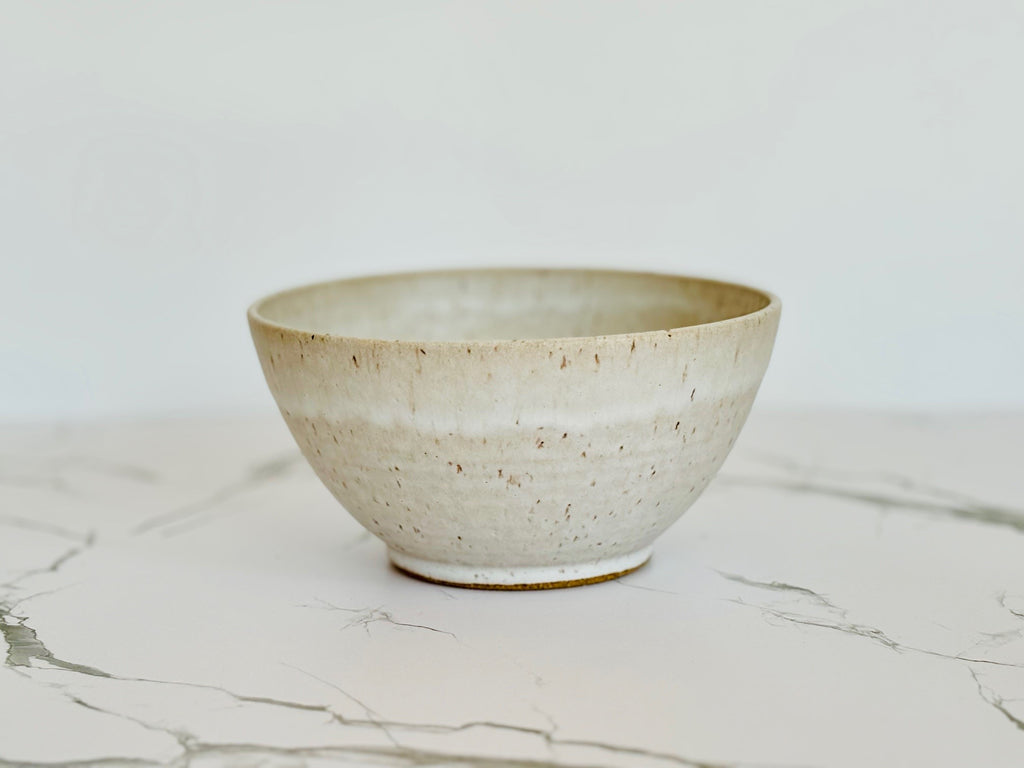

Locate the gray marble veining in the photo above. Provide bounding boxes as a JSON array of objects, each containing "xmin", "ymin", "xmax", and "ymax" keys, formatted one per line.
[{"xmin": 1, "ymin": 412, "xmax": 1023, "ymax": 767}]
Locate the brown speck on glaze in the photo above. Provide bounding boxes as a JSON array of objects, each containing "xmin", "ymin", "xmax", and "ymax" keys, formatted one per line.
[
  {"xmin": 594, "ymin": 353, "xmax": 601, "ymax": 366},
  {"xmin": 562, "ymin": 432, "xmax": 568, "ymax": 439},
  {"xmin": 351, "ymin": 355, "xmax": 359, "ymax": 368},
  {"xmin": 560, "ymin": 355, "xmax": 567, "ymax": 369},
  {"xmin": 456, "ymin": 464, "xmax": 463, "ymax": 473},
  {"xmin": 691, "ymin": 388, "xmax": 696, "ymax": 401}
]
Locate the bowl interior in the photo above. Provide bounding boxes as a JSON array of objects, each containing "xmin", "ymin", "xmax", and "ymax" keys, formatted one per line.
[{"xmin": 252, "ymin": 269, "xmax": 771, "ymax": 342}]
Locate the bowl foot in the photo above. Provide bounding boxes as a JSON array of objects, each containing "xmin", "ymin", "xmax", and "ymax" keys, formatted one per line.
[{"xmin": 387, "ymin": 547, "xmax": 653, "ymax": 590}]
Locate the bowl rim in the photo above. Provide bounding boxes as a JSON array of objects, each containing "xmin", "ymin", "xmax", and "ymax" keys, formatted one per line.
[{"xmin": 247, "ymin": 266, "xmax": 781, "ymax": 346}]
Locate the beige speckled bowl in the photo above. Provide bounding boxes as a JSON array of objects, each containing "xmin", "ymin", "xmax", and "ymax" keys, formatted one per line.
[{"xmin": 248, "ymin": 269, "xmax": 780, "ymax": 589}]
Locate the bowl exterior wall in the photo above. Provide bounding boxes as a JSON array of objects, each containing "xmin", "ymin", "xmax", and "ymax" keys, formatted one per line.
[{"xmin": 250, "ymin": 303, "xmax": 779, "ymax": 570}]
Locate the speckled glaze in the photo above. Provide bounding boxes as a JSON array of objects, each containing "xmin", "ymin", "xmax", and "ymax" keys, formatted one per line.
[{"xmin": 248, "ymin": 269, "xmax": 780, "ymax": 588}]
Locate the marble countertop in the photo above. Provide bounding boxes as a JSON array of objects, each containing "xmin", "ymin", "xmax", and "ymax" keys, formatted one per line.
[{"xmin": 2, "ymin": 411, "xmax": 1023, "ymax": 768}]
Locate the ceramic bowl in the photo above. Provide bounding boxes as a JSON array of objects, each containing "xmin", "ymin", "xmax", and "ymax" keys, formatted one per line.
[{"xmin": 248, "ymin": 269, "xmax": 780, "ymax": 588}]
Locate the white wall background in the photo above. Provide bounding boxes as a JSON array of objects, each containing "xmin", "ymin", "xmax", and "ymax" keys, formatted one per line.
[{"xmin": 2, "ymin": 1, "xmax": 1022, "ymax": 420}]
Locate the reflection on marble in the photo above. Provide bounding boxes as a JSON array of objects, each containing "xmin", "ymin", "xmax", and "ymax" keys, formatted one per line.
[{"xmin": 1, "ymin": 412, "xmax": 1023, "ymax": 767}]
